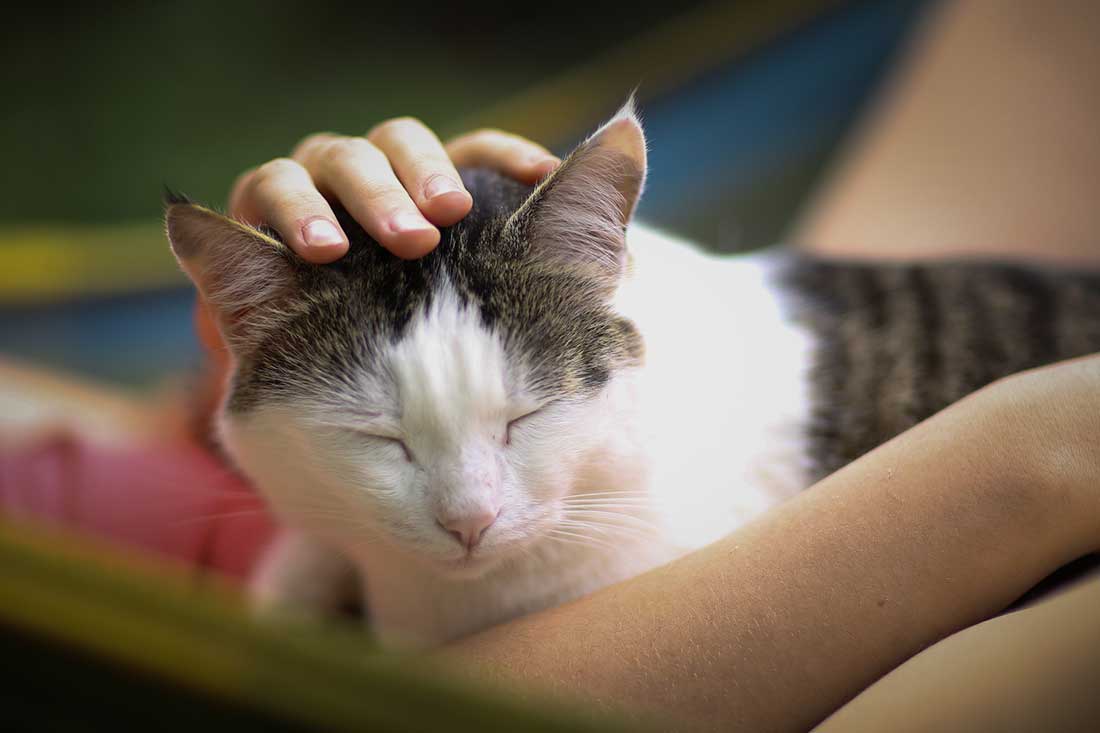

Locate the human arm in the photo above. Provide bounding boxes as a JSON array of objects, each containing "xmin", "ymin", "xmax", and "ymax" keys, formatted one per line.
[{"xmin": 435, "ymin": 358, "xmax": 1100, "ymax": 732}]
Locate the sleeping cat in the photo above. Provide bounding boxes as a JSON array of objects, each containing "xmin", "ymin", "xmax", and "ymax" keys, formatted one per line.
[{"xmin": 166, "ymin": 102, "xmax": 1100, "ymax": 645}]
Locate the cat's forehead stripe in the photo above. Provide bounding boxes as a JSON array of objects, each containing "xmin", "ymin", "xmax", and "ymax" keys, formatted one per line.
[{"xmin": 388, "ymin": 284, "xmax": 511, "ymax": 435}]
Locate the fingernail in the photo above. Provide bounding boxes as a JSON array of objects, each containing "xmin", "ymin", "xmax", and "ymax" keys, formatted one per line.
[
  {"xmin": 424, "ymin": 175, "xmax": 462, "ymax": 200},
  {"xmin": 390, "ymin": 212, "xmax": 434, "ymax": 233},
  {"xmin": 302, "ymin": 218, "xmax": 344, "ymax": 248}
]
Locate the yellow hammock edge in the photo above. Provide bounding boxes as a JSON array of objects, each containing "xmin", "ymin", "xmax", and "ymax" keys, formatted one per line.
[{"xmin": 0, "ymin": 222, "xmax": 187, "ymax": 304}]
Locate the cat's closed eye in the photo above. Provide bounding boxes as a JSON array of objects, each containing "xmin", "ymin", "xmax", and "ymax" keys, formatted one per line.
[
  {"xmin": 505, "ymin": 404, "xmax": 552, "ymax": 445},
  {"xmin": 357, "ymin": 431, "xmax": 414, "ymax": 463}
]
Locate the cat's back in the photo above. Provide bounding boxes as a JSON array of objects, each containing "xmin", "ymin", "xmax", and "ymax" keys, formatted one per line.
[
  {"xmin": 778, "ymin": 254, "xmax": 1100, "ymax": 478},
  {"xmin": 617, "ymin": 236, "xmax": 1100, "ymax": 547}
]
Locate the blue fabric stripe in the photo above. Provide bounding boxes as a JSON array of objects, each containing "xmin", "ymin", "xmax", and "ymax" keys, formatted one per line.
[{"xmin": 638, "ymin": 0, "xmax": 925, "ymax": 228}]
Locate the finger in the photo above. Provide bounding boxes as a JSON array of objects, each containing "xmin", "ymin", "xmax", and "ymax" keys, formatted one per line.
[
  {"xmin": 296, "ymin": 135, "xmax": 439, "ymax": 259},
  {"xmin": 227, "ymin": 167, "xmax": 262, "ymax": 224},
  {"xmin": 242, "ymin": 157, "xmax": 348, "ymax": 263},
  {"xmin": 367, "ymin": 117, "xmax": 473, "ymax": 227},
  {"xmin": 445, "ymin": 129, "xmax": 561, "ymax": 184}
]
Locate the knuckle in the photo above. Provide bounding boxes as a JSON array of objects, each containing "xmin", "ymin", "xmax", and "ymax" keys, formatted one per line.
[
  {"xmin": 326, "ymin": 137, "xmax": 379, "ymax": 165},
  {"xmin": 229, "ymin": 166, "xmax": 258, "ymax": 196},
  {"xmin": 483, "ymin": 128, "xmax": 520, "ymax": 144},
  {"xmin": 227, "ymin": 168, "xmax": 259, "ymax": 217},
  {"xmin": 292, "ymin": 132, "xmax": 335, "ymax": 158},
  {"xmin": 457, "ymin": 128, "xmax": 528, "ymax": 158},
  {"xmin": 368, "ymin": 116, "xmax": 425, "ymax": 141},
  {"xmin": 405, "ymin": 150, "xmax": 451, "ymax": 174},
  {"xmin": 254, "ymin": 157, "xmax": 298, "ymax": 183},
  {"xmin": 356, "ymin": 182, "xmax": 404, "ymax": 208},
  {"xmin": 465, "ymin": 128, "xmax": 502, "ymax": 146},
  {"xmin": 280, "ymin": 190, "xmax": 323, "ymax": 214}
]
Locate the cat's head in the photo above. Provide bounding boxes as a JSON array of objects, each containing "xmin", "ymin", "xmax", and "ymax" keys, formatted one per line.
[{"xmin": 166, "ymin": 103, "xmax": 647, "ymax": 577}]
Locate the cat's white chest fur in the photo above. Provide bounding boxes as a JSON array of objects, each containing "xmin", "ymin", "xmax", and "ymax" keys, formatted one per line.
[{"xmin": 618, "ymin": 226, "xmax": 813, "ymax": 553}]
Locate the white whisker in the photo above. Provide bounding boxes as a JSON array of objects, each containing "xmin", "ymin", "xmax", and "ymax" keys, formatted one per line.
[
  {"xmin": 547, "ymin": 528, "xmax": 618, "ymax": 552},
  {"xmin": 560, "ymin": 501, "xmax": 654, "ymax": 510},
  {"xmin": 562, "ymin": 509, "xmax": 660, "ymax": 532},
  {"xmin": 557, "ymin": 521, "xmax": 655, "ymax": 544},
  {"xmin": 565, "ymin": 490, "xmax": 651, "ymax": 499}
]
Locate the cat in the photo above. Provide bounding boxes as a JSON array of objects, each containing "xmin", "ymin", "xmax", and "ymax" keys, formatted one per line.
[{"xmin": 166, "ymin": 101, "xmax": 1100, "ymax": 646}]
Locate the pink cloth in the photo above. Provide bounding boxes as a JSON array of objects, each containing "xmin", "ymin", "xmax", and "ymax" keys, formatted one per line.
[{"xmin": 0, "ymin": 431, "xmax": 277, "ymax": 582}]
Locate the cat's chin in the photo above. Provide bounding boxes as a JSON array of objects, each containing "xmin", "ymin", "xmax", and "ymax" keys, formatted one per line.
[{"xmin": 430, "ymin": 548, "xmax": 512, "ymax": 580}]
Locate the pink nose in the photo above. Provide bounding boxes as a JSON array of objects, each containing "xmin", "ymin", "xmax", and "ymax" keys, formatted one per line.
[{"xmin": 438, "ymin": 510, "xmax": 499, "ymax": 550}]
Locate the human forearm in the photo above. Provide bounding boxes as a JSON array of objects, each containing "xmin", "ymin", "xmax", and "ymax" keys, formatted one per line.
[{"xmin": 437, "ymin": 367, "xmax": 1100, "ymax": 732}]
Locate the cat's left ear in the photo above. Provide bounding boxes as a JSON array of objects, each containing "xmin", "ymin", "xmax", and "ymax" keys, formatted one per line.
[
  {"xmin": 508, "ymin": 98, "xmax": 646, "ymax": 281},
  {"xmin": 165, "ymin": 196, "xmax": 299, "ymax": 352}
]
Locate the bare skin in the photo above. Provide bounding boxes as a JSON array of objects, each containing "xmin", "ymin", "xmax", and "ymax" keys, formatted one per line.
[
  {"xmin": 793, "ymin": 0, "xmax": 1100, "ymax": 263},
  {"xmin": 439, "ymin": 360, "xmax": 1100, "ymax": 731},
  {"xmin": 8, "ymin": 0, "xmax": 1097, "ymax": 729}
]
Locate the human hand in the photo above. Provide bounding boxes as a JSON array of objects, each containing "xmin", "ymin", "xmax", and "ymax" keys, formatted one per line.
[{"xmin": 226, "ymin": 120, "xmax": 560, "ymax": 263}]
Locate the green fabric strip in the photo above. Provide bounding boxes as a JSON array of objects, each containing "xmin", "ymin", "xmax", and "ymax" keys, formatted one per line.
[{"xmin": 0, "ymin": 518, "xmax": 641, "ymax": 732}]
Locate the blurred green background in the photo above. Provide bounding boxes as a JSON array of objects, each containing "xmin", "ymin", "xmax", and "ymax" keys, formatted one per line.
[
  {"xmin": 2, "ymin": 1, "xmax": 719, "ymax": 224},
  {"xmin": 1, "ymin": 0, "xmax": 927, "ymax": 382}
]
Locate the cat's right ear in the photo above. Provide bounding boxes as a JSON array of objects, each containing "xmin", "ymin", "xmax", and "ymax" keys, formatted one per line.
[
  {"xmin": 165, "ymin": 197, "xmax": 297, "ymax": 351},
  {"xmin": 505, "ymin": 98, "xmax": 646, "ymax": 288}
]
